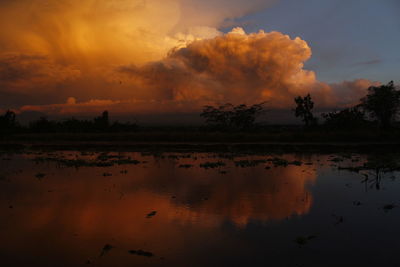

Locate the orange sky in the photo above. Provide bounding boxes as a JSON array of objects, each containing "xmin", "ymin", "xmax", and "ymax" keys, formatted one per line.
[{"xmin": 0, "ymin": 0, "xmax": 378, "ymax": 116}]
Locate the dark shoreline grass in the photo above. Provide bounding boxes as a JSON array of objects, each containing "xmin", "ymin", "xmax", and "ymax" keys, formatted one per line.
[
  {"xmin": 2, "ymin": 140, "xmax": 400, "ymax": 153},
  {"xmin": 1, "ymin": 129, "xmax": 400, "ymax": 152},
  {"xmin": 2, "ymin": 128, "xmax": 400, "ymax": 142}
]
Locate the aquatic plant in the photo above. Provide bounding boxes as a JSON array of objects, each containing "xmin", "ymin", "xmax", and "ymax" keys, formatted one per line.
[
  {"xmin": 294, "ymin": 235, "xmax": 317, "ymax": 247},
  {"xmin": 199, "ymin": 161, "xmax": 226, "ymax": 169},
  {"xmin": 128, "ymin": 250, "xmax": 154, "ymax": 257}
]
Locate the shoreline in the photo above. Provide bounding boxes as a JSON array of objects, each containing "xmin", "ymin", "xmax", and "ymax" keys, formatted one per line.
[{"xmin": 1, "ymin": 140, "xmax": 400, "ymax": 153}]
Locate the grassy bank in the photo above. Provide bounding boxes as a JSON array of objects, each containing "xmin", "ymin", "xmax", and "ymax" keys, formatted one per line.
[
  {"xmin": 1, "ymin": 129, "xmax": 400, "ymax": 153},
  {"xmin": 1, "ymin": 127, "xmax": 400, "ymax": 143}
]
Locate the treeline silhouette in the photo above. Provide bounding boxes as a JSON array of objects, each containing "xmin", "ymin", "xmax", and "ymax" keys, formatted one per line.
[
  {"xmin": 0, "ymin": 110, "xmax": 138, "ymax": 134},
  {"xmin": 201, "ymin": 81, "xmax": 400, "ymax": 131},
  {"xmin": 0, "ymin": 81, "xmax": 399, "ymax": 136}
]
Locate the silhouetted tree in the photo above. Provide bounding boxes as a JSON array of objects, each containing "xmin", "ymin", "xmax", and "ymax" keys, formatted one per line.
[
  {"xmin": 201, "ymin": 103, "xmax": 266, "ymax": 130},
  {"xmin": 293, "ymin": 94, "xmax": 317, "ymax": 127},
  {"xmin": 26, "ymin": 110, "xmax": 137, "ymax": 133},
  {"xmin": 231, "ymin": 103, "xmax": 266, "ymax": 129},
  {"xmin": 60, "ymin": 118, "xmax": 94, "ymax": 133},
  {"xmin": 361, "ymin": 81, "xmax": 400, "ymax": 129},
  {"xmin": 322, "ymin": 105, "xmax": 368, "ymax": 129},
  {"xmin": 0, "ymin": 110, "xmax": 17, "ymax": 129},
  {"xmin": 94, "ymin": 110, "xmax": 109, "ymax": 130},
  {"xmin": 29, "ymin": 117, "xmax": 57, "ymax": 133},
  {"xmin": 201, "ymin": 104, "xmax": 233, "ymax": 129}
]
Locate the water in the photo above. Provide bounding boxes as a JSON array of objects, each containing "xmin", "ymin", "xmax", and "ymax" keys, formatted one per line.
[{"xmin": 1, "ymin": 151, "xmax": 399, "ymax": 266}]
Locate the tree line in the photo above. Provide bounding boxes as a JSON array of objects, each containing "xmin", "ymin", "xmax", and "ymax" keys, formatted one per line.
[
  {"xmin": 0, "ymin": 111, "xmax": 138, "ymax": 133},
  {"xmin": 201, "ymin": 81, "xmax": 400, "ymax": 131},
  {"xmin": 0, "ymin": 81, "xmax": 399, "ymax": 134}
]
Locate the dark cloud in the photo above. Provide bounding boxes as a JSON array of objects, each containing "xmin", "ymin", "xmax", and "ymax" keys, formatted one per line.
[
  {"xmin": 352, "ymin": 59, "xmax": 382, "ymax": 67},
  {"xmin": 0, "ymin": 53, "xmax": 80, "ymax": 94}
]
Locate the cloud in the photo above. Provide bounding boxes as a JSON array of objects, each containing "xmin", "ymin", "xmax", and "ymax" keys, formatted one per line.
[
  {"xmin": 116, "ymin": 29, "xmax": 313, "ymax": 106},
  {"xmin": 0, "ymin": 0, "xmax": 379, "ymax": 117},
  {"xmin": 19, "ymin": 98, "xmax": 201, "ymax": 115},
  {"xmin": 18, "ymin": 28, "xmax": 379, "ymax": 116},
  {"xmin": 351, "ymin": 59, "xmax": 382, "ymax": 67},
  {"xmin": 0, "ymin": 0, "xmax": 275, "ymax": 65},
  {"xmin": 0, "ymin": 0, "xmax": 276, "ymax": 107},
  {"xmin": 115, "ymin": 28, "xmax": 378, "ymax": 108},
  {"xmin": 329, "ymin": 79, "xmax": 380, "ymax": 107},
  {"xmin": 0, "ymin": 53, "xmax": 80, "ymax": 94}
]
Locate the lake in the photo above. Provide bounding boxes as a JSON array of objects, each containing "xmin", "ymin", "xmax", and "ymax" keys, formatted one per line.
[{"xmin": 1, "ymin": 150, "xmax": 399, "ymax": 266}]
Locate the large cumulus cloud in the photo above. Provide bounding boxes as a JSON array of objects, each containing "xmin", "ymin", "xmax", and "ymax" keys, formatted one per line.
[
  {"xmin": 0, "ymin": 0, "xmax": 378, "ymax": 116},
  {"xmin": 115, "ymin": 28, "xmax": 377, "ymax": 108}
]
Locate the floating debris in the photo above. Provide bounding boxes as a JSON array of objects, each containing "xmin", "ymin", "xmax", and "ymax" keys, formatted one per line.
[
  {"xmin": 178, "ymin": 164, "xmax": 193, "ymax": 169},
  {"xmin": 128, "ymin": 249, "xmax": 154, "ymax": 257},
  {"xmin": 267, "ymin": 158, "xmax": 304, "ymax": 167},
  {"xmin": 332, "ymin": 214, "xmax": 344, "ymax": 225},
  {"xmin": 234, "ymin": 160, "xmax": 267, "ymax": 168},
  {"xmin": 383, "ymin": 204, "xmax": 396, "ymax": 213},
  {"xmin": 35, "ymin": 173, "xmax": 46, "ymax": 179},
  {"xmin": 146, "ymin": 211, "xmax": 157, "ymax": 218},
  {"xmin": 200, "ymin": 161, "xmax": 226, "ymax": 169},
  {"xmin": 329, "ymin": 157, "xmax": 344, "ymax": 163},
  {"xmin": 295, "ymin": 235, "xmax": 317, "ymax": 247},
  {"xmin": 33, "ymin": 156, "xmax": 140, "ymax": 168},
  {"xmin": 99, "ymin": 244, "xmax": 114, "ymax": 257},
  {"xmin": 268, "ymin": 158, "xmax": 289, "ymax": 167},
  {"xmin": 291, "ymin": 161, "xmax": 303, "ymax": 166}
]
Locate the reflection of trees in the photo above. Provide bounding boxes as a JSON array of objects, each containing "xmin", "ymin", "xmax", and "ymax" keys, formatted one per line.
[
  {"xmin": 1, "ymin": 153, "xmax": 318, "ymax": 266},
  {"xmin": 138, "ymin": 157, "xmax": 316, "ymax": 227},
  {"xmin": 361, "ymin": 154, "xmax": 399, "ymax": 191},
  {"xmin": 4, "ymin": 154, "xmax": 317, "ymax": 232},
  {"xmin": 339, "ymin": 154, "xmax": 400, "ymax": 191},
  {"xmin": 362, "ymin": 169, "xmax": 384, "ymax": 191}
]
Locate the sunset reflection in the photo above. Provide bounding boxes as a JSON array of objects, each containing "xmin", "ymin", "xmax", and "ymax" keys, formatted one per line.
[{"xmin": 1, "ymin": 152, "xmax": 316, "ymax": 265}]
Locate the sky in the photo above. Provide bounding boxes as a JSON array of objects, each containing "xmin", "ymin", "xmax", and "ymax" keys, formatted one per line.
[
  {"xmin": 239, "ymin": 0, "xmax": 400, "ymax": 84},
  {"xmin": 0, "ymin": 0, "xmax": 398, "ymax": 121}
]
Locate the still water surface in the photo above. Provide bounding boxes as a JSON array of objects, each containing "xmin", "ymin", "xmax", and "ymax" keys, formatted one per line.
[{"xmin": 1, "ymin": 151, "xmax": 399, "ymax": 266}]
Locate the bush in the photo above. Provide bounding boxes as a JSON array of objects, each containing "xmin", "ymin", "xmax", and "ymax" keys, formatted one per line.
[
  {"xmin": 322, "ymin": 106, "xmax": 369, "ymax": 129},
  {"xmin": 200, "ymin": 103, "xmax": 267, "ymax": 131}
]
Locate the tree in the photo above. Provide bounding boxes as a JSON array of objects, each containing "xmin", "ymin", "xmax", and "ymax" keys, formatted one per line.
[
  {"xmin": 200, "ymin": 103, "xmax": 266, "ymax": 130},
  {"xmin": 322, "ymin": 105, "xmax": 367, "ymax": 129},
  {"xmin": 230, "ymin": 103, "xmax": 266, "ymax": 129},
  {"xmin": 361, "ymin": 81, "xmax": 400, "ymax": 129},
  {"xmin": 29, "ymin": 117, "xmax": 57, "ymax": 133},
  {"xmin": 293, "ymin": 94, "xmax": 317, "ymax": 127},
  {"xmin": 201, "ymin": 104, "xmax": 233, "ymax": 129},
  {"xmin": 0, "ymin": 110, "xmax": 18, "ymax": 133},
  {"xmin": 0, "ymin": 110, "xmax": 16, "ymax": 126},
  {"xmin": 94, "ymin": 110, "xmax": 110, "ymax": 130}
]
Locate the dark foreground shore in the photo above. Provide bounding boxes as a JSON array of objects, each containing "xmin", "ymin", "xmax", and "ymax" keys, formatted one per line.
[
  {"xmin": 2, "ymin": 141, "xmax": 400, "ymax": 153},
  {"xmin": 1, "ymin": 130, "xmax": 400, "ymax": 153}
]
